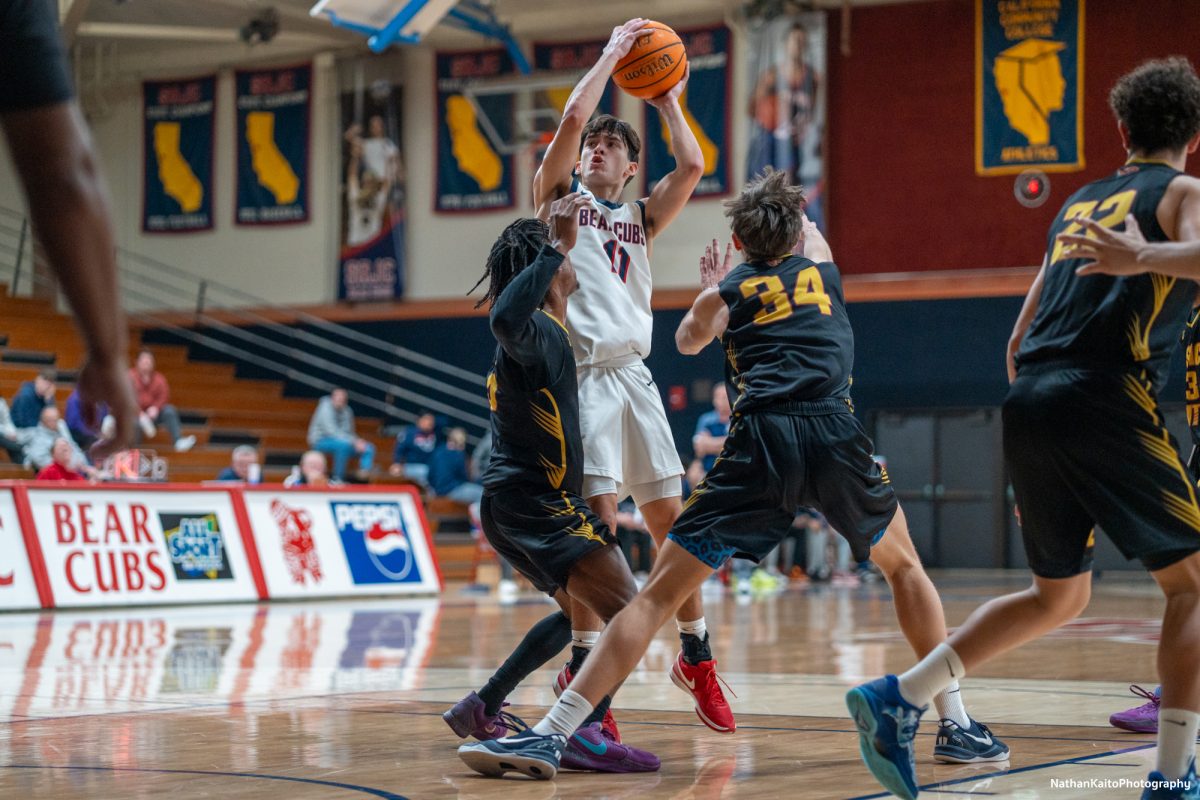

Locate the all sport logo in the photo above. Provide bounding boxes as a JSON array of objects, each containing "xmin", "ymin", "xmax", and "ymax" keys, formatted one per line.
[
  {"xmin": 159, "ymin": 512, "xmax": 233, "ymax": 581},
  {"xmin": 331, "ymin": 502, "xmax": 418, "ymax": 585}
]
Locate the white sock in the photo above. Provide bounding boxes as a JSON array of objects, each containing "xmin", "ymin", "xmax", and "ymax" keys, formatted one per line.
[
  {"xmin": 572, "ymin": 630, "xmax": 600, "ymax": 650},
  {"xmin": 932, "ymin": 680, "xmax": 971, "ymax": 728},
  {"xmin": 677, "ymin": 617, "xmax": 707, "ymax": 639},
  {"xmin": 533, "ymin": 689, "xmax": 593, "ymax": 738},
  {"xmin": 898, "ymin": 643, "xmax": 964, "ymax": 709},
  {"xmin": 1157, "ymin": 708, "xmax": 1199, "ymax": 780}
]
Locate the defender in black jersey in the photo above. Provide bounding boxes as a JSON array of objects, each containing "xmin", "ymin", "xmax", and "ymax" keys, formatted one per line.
[
  {"xmin": 851, "ymin": 58, "xmax": 1200, "ymax": 800},
  {"xmin": 465, "ymin": 170, "xmax": 1009, "ymax": 784},
  {"xmin": 451, "ymin": 195, "xmax": 661, "ymax": 778}
]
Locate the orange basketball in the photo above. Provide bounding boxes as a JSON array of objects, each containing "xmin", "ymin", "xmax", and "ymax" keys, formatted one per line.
[{"xmin": 612, "ymin": 22, "xmax": 687, "ymax": 100}]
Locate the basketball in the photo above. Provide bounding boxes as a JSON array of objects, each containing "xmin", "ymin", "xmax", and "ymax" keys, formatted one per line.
[{"xmin": 611, "ymin": 22, "xmax": 687, "ymax": 100}]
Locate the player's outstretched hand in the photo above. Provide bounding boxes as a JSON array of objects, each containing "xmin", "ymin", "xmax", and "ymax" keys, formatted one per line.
[
  {"xmin": 77, "ymin": 355, "xmax": 139, "ymax": 462},
  {"xmin": 604, "ymin": 18, "xmax": 650, "ymax": 61},
  {"xmin": 648, "ymin": 63, "xmax": 690, "ymax": 110},
  {"xmin": 1058, "ymin": 215, "xmax": 1148, "ymax": 276},
  {"xmin": 549, "ymin": 192, "xmax": 589, "ymax": 254},
  {"xmin": 700, "ymin": 238, "xmax": 734, "ymax": 289}
]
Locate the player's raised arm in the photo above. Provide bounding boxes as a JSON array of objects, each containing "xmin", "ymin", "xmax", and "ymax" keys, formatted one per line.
[
  {"xmin": 800, "ymin": 213, "xmax": 832, "ymax": 262},
  {"xmin": 533, "ymin": 19, "xmax": 647, "ymax": 217},
  {"xmin": 644, "ymin": 68, "xmax": 704, "ymax": 239},
  {"xmin": 490, "ymin": 194, "xmax": 587, "ymax": 363},
  {"xmin": 676, "ymin": 240, "xmax": 734, "ymax": 354}
]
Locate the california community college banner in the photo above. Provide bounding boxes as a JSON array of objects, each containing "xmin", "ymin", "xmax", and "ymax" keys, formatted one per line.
[
  {"xmin": 743, "ymin": 14, "xmax": 827, "ymax": 229},
  {"xmin": 435, "ymin": 48, "xmax": 515, "ymax": 213},
  {"xmin": 338, "ymin": 82, "xmax": 406, "ymax": 301},
  {"xmin": 976, "ymin": 0, "xmax": 1084, "ymax": 175},
  {"xmin": 142, "ymin": 76, "xmax": 215, "ymax": 233},
  {"xmin": 235, "ymin": 64, "xmax": 311, "ymax": 224},
  {"xmin": 644, "ymin": 24, "xmax": 731, "ymax": 199}
]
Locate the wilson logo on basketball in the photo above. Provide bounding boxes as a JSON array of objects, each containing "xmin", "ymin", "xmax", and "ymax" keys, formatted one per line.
[{"xmin": 619, "ymin": 53, "xmax": 676, "ymax": 83}]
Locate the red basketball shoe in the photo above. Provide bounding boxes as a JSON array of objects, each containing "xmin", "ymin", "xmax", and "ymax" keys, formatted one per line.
[{"xmin": 670, "ymin": 652, "xmax": 736, "ymax": 733}]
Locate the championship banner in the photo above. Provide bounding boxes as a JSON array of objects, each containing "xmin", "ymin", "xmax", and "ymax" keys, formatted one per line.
[
  {"xmin": 337, "ymin": 81, "xmax": 406, "ymax": 301},
  {"xmin": 240, "ymin": 485, "xmax": 441, "ymax": 599},
  {"xmin": 435, "ymin": 48, "xmax": 515, "ymax": 213},
  {"xmin": 976, "ymin": 0, "xmax": 1084, "ymax": 175},
  {"xmin": 743, "ymin": 14, "xmax": 827, "ymax": 229},
  {"xmin": 644, "ymin": 24, "xmax": 731, "ymax": 199},
  {"xmin": 142, "ymin": 76, "xmax": 215, "ymax": 233},
  {"xmin": 23, "ymin": 487, "xmax": 261, "ymax": 608},
  {"xmin": 0, "ymin": 489, "xmax": 39, "ymax": 610},
  {"xmin": 235, "ymin": 64, "xmax": 311, "ymax": 225},
  {"xmin": 532, "ymin": 39, "xmax": 617, "ymax": 171}
]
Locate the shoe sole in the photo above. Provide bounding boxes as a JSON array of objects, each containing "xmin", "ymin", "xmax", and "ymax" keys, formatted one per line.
[
  {"xmin": 846, "ymin": 688, "xmax": 918, "ymax": 800},
  {"xmin": 1110, "ymin": 718, "xmax": 1158, "ymax": 734},
  {"xmin": 933, "ymin": 748, "xmax": 1011, "ymax": 764},
  {"xmin": 459, "ymin": 746, "xmax": 558, "ymax": 780},
  {"xmin": 442, "ymin": 709, "xmax": 470, "ymax": 739},
  {"xmin": 670, "ymin": 664, "xmax": 735, "ymax": 733}
]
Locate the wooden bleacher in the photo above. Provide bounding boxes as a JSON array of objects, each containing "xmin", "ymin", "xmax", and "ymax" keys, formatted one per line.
[{"xmin": 0, "ymin": 289, "xmax": 480, "ymax": 581}]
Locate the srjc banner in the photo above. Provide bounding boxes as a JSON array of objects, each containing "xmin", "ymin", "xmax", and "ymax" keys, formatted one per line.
[
  {"xmin": 235, "ymin": 64, "xmax": 311, "ymax": 224},
  {"xmin": 142, "ymin": 76, "xmax": 215, "ymax": 233}
]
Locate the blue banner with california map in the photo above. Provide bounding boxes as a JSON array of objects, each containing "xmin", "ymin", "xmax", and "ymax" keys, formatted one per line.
[
  {"xmin": 976, "ymin": 0, "xmax": 1084, "ymax": 175},
  {"xmin": 435, "ymin": 48, "xmax": 515, "ymax": 213},
  {"xmin": 643, "ymin": 24, "xmax": 731, "ymax": 199},
  {"xmin": 142, "ymin": 76, "xmax": 215, "ymax": 233},
  {"xmin": 235, "ymin": 64, "xmax": 311, "ymax": 225}
]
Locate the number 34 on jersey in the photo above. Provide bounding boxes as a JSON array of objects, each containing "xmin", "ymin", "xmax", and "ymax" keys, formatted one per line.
[{"xmin": 740, "ymin": 265, "xmax": 833, "ymax": 326}]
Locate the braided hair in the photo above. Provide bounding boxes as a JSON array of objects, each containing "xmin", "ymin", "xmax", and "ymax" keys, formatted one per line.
[{"xmin": 469, "ymin": 218, "xmax": 550, "ymax": 309}]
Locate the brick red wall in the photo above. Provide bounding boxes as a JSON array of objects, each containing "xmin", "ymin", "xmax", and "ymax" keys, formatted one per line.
[{"xmin": 825, "ymin": 0, "xmax": 1200, "ymax": 274}]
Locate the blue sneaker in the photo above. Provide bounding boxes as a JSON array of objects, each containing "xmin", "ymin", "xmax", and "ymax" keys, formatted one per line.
[
  {"xmin": 1141, "ymin": 759, "xmax": 1199, "ymax": 799},
  {"xmin": 458, "ymin": 732, "xmax": 565, "ymax": 780},
  {"xmin": 846, "ymin": 675, "xmax": 925, "ymax": 800},
  {"xmin": 933, "ymin": 718, "xmax": 1010, "ymax": 763}
]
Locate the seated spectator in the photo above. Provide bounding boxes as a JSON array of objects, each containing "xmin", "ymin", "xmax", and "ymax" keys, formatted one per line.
[
  {"xmin": 284, "ymin": 449, "xmax": 340, "ymax": 488},
  {"xmin": 36, "ymin": 438, "xmax": 90, "ymax": 481},
  {"xmin": 65, "ymin": 387, "xmax": 113, "ymax": 451},
  {"xmin": 307, "ymin": 388, "xmax": 375, "ymax": 481},
  {"xmin": 428, "ymin": 427, "xmax": 483, "ymax": 505},
  {"xmin": 130, "ymin": 349, "xmax": 196, "ymax": 452},
  {"xmin": 693, "ymin": 383, "xmax": 731, "ymax": 473},
  {"xmin": 389, "ymin": 411, "xmax": 438, "ymax": 483},
  {"xmin": 20, "ymin": 407, "xmax": 88, "ymax": 473},
  {"xmin": 615, "ymin": 498, "xmax": 653, "ymax": 578},
  {"xmin": 216, "ymin": 445, "xmax": 260, "ymax": 482},
  {"xmin": 0, "ymin": 398, "xmax": 24, "ymax": 464},
  {"xmin": 11, "ymin": 369, "xmax": 57, "ymax": 429}
]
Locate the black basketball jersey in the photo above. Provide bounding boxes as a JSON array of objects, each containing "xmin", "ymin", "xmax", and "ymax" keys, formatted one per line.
[
  {"xmin": 1184, "ymin": 305, "xmax": 1200, "ymax": 446},
  {"xmin": 717, "ymin": 255, "xmax": 853, "ymax": 413},
  {"xmin": 482, "ymin": 246, "xmax": 583, "ymax": 494},
  {"xmin": 1017, "ymin": 161, "xmax": 1190, "ymax": 390}
]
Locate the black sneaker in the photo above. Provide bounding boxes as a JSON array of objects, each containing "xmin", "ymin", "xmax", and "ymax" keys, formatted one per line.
[
  {"xmin": 933, "ymin": 718, "xmax": 1010, "ymax": 763},
  {"xmin": 458, "ymin": 732, "xmax": 566, "ymax": 780}
]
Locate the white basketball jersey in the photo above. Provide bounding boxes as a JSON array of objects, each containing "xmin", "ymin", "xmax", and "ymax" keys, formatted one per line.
[{"xmin": 566, "ymin": 183, "xmax": 653, "ymax": 366}]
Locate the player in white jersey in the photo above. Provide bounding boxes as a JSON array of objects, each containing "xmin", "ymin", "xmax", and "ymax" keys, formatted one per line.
[{"xmin": 533, "ymin": 18, "xmax": 735, "ymax": 732}]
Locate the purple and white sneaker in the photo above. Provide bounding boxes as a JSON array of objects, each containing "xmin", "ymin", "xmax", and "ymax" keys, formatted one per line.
[
  {"xmin": 442, "ymin": 692, "xmax": 524, "ymax": 741},
  {"xmin": 560, "ymin": 722, "xmax": 660, "ymax": 773},
  {"xmin": 1111, "ymin": 685, "xmax": 1161, "ymax": 733}
]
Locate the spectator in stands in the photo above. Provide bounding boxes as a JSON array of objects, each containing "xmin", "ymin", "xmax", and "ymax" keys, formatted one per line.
[
  {"xmin": 693, "ymin": 383, "xmax": 731, "ymax": 472},
  {"xmin": 36, "ymin": 438, "xmax": 88, "ymax": 481},
  {"xmin": 129, "ymin": 349, "xmax": 196, "ymax": 452},
  {"xmin": 216, "ymin": 445, "xmax": 260, "ymax": 483},
  {"xmin": 284, "ymin": 449, "xmax": 339, "ymax": 488},
  {"xmin": 21, "ymin": 407, "xmax": 88, "ymax": 473},
  {"xmin": 11, "ymin": 369, "xmax": 57, "ymax": 430},
  {"xmin": 65, "ymin": 387, "xmax": 112, "ymax": 451},
  {"xmin": 428, "ymin": 427, "xmax": 482, "ymax": 505},
  {"xmin": 389, "ymin": 411, "xmax": 438, "ymax": 483},
  {"xmin": 307, "ymin": 388, "xmax": 375, "ymax": 481},
  {"xmin": 616, "ymin": 498, "xmax": 654, "ymax": 579},
  {"xmin": 0, "ymin": 398, "xmax": 24, "ymax": 464}
]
